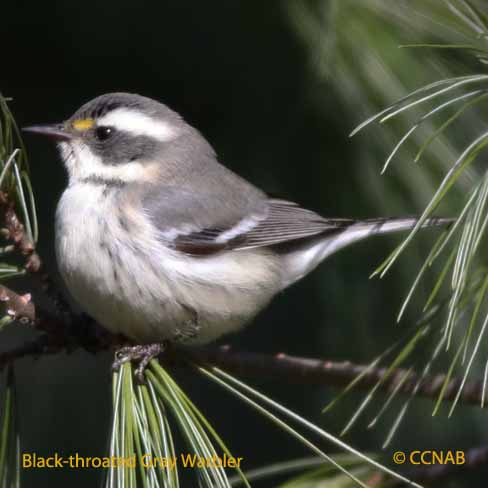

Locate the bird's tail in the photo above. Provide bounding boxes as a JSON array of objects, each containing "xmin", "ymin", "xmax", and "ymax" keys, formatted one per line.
[{"xmin": 281, "ymin": 216, "xmax": 453, "ymax": 287}]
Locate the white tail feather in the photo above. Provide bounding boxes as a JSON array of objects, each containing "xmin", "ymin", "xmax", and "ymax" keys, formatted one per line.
[{"xmin": 281, "ymin": 217, "xmax": 451, "ymax": 287}]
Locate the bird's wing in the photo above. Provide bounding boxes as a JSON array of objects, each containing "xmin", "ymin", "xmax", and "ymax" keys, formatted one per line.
[
  {"xmin": 142, "ymin": 187, "xmax": 351, "ymax": 255},
  {"xmin": 174, "ymin": 199, "xmax": 355, "ymax": 253}
]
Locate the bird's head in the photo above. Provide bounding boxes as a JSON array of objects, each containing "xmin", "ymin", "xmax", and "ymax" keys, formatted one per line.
[{"xmin": 23, "ymin": 92, "xmax": 213, "ymax": 186}]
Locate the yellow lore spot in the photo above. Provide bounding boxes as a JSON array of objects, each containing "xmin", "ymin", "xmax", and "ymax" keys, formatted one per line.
[{"xmin": 72, "ymin": 118, "xmax": 95, "ymax": 131}]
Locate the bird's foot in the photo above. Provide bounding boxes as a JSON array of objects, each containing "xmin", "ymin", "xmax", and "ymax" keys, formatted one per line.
[{"xmin": 112, "ymin": 343, "xmax": 165, "ymax": 383}]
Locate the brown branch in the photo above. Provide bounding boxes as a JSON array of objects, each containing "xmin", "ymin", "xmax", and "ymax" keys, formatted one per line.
[
  {"xmin": 0, "ymin": 329, "xmax": 486, "ymax": 411},
  {"xmin": 0, "ymin": 285, "xmax": 35, "ymax": 323},
  {"xmin": 184, "ymin": 347, "xmax": 487, "ymax": 408},
  {"xmin": 0, "ymin": 190, "xmax": 40, "ymax": 272},
  {"xmin": 0, "ymin": 189, "xmax": 72, "ymax": 320}
]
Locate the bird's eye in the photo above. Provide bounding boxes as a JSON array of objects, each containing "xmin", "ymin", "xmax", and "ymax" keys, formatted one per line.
[{"xmin": 95, "ymin": 126, "xmax": 113, "ymax": 141}]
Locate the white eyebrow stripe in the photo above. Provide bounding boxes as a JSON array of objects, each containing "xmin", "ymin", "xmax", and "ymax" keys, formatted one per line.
[{"xmin": 97, "ymin": 108, "xmax": 177, "ymax": 141}]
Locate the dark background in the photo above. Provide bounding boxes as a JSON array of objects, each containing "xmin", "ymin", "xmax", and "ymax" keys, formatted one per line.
[{"xmin": 2, "ymin": 1, "xmax": 486, "ymax": 487}]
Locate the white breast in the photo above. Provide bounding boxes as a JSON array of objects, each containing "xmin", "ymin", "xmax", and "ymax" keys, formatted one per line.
[{"xmin": 55, "ymin": 183, "xmax": 283, "ymax": 344}]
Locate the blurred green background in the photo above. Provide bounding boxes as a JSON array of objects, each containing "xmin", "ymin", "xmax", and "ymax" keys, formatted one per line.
[{"xmin": 2, "ymin": 0, "xmax": 488, "ymax": 486}]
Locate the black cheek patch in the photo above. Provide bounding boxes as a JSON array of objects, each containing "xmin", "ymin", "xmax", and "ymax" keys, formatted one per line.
[{"xmin": 90, "ymin": 133, "xmax": 157, "ymax": 166}]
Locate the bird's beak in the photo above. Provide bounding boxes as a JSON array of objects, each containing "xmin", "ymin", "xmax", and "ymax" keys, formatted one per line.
[{"xmin": 22, "ymin": 124, "xmax": 73, "ymax": 142}]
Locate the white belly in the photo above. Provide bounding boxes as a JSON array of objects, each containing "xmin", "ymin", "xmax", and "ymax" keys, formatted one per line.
[{"xmin": 55, "ymin": 184, "xmax": 282, "ymax": 344}]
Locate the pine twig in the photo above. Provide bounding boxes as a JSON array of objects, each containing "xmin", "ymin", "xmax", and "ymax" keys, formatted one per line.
[
  {"xmin": 0, "ymin": 327, "xmax": 487, "ymax": 412},
  {"xmin": 183, "ymin": 347, "xmax": 488, "ymax": 408},
  {"xmin": 0, "ymin": 285, "xmax": 35, "ymax": 324},
  {"xmin": 0, "ymin": 191, "xmax": 40, "ymax": 272}
]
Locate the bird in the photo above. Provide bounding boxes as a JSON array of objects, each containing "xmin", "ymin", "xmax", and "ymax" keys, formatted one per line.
[{"xmin": 23, "ymin": 92, "xmax": 450, "ymax": 376}]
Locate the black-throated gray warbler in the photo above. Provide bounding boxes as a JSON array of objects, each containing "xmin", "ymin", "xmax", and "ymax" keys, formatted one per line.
[{"xmin": 23, "ymin": 93, "xmax": 449, "ymax": 371}]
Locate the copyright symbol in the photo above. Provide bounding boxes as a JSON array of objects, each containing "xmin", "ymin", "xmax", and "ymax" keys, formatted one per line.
[{"xmin": 393, "ymin": 451, "xmax": 406, "ymax": 464}]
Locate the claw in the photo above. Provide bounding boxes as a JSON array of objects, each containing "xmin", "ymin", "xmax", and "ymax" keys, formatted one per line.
[{"xmin": 112, "ymin": 343, "xmax": 165, "ymax": 383}]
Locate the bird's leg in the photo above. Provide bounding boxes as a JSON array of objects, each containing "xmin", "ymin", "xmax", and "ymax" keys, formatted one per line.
[
  {"xmin": 172, "ymin": 304, "xmax": 201, "ymax": 342},
  {"xmin": 112, "ymin": 343, "xmax": 166, "ymax": 383}
]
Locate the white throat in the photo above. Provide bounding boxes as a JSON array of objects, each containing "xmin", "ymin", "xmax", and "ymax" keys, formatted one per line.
[{"xmin": 58, "ymin": 141, "xmax": 156, "ymax": 184}]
